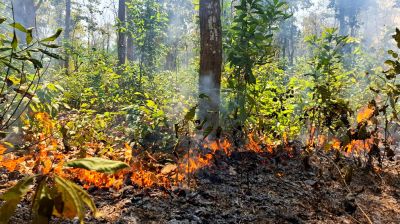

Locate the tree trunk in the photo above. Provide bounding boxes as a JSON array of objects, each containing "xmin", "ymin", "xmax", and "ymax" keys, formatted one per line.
[
  {"xmin": 198, "ymin": 0, "xmax": 222, "ymax": 138},
  {"xmin": 127, "ymin": 35, "xmax": 135, "ymax": 62},
  {"xmin": 64, "ymin": 0, "xmax": 71, "ymax": 73},
  {"xmin": 126, "ymin": 5, "xmax": 135, "ymax": 62},
  {"xmin": 117, "ymin": 0, "xmax": 127, "ymax": 68},
  {"xmin": 12, "ymin": 0, "xmax": 36, "ymax": 42}
]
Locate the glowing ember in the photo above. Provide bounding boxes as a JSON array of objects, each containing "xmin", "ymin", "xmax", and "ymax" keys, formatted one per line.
[{"xmin": 332, "ymin": 138, "xmax": 341, "ymax": 150}]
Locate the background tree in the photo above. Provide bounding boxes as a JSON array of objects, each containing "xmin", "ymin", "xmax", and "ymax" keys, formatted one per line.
[
  {"xmin": 12, "ymin": 0, "xmax": 44, "ymax": 41},
  {"xmin": 198, "ymin": 0, "xmax": 223, "ymax": 136},
  {"xmin": 64, "ymin": 0, "xmax": 71, "ymax": 72},
  {"xmin": 117, "ymin": 0, "xmax": 127, "ymax": 68}
]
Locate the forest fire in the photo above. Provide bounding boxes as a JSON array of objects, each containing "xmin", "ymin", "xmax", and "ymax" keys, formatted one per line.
[
  {"xmin": 58, "ymin": 139, "xmax": 235, "ymax": 189},
  {"xmin": 357, "ymin": 104, "xmax": 375, "ymax": 123}
]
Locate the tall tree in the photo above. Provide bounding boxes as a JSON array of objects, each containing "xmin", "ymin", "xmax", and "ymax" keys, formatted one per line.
[
  {"xmin": 198, "ymin": 0, "xmax": 222, "ymax": 137},
  {"xmin": 64, "ymin": 0, "xmax": 71, "ymax": 72},
  {"xmin": 126, "ymin": 5, "xmax": 135, "ymax": 62},
  {"xmin": 12, "ymin": 0, "xmax": 43, "ymax": 41},
  {"xmin": 117, "ymin": 0, "xmax": 127, "ymax": 67}
]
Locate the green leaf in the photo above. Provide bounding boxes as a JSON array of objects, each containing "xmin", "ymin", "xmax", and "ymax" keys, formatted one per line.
[
  {"xmin": 64, "ymin": 157, "xmax": 129, "ymax": 174},
  {"xmin": 0, "ymin": 176, "xmax": 35, "ymax": 223},
  {"xmin": 199, "ymin": 93, "xmax": 209, "ymax": 99},
  {"xmin": 40, "ymin": 28, "xmax": 63, "ymax": 42},
  {"xmin": 146, "ymin": 100, "xmax": 157, "ymax": 108},
  {"xmin": 54, "ymin": 176, "xmax": 84, "ymax": 220},
  {"xmin": 9, "ymin": 22, "xmax": 27, "ymax": 33},
  {"xmin": 1, "ymin": 60, "xmax": 21, "ymax": 72},
  {"xmin": 65, "ymin": 176, "xmax": 98, "ymax": 217},
  {"xmin": 32, "ymin": 178, "xmax": 53, "ymax": 224},
  {"xmin": 26, "ymin": 28, "xmax": 33, "ymax": 44},
  {"xmin": 0, "ymin": 47, "xmax": 12, "ymax": 52},
  {"xmin": 0, "ymin": 17, "xmax": 6, "ymax": 24},
  {"xmin": 203, "ymin": 126, "xmax": 214, "ymax": 140},
  {"xmin": 184, "ymin": 105, "xmax": 197, "ymax": 121},
  {"xmin": 11, "ymin": 32, "xmax": 18, "ymax": 49},
  {"xmin": 393, "ymin": 28, "xmax": 400, "ymax": 48},
  {"xmin": 28, "ymin": 58, "xmax": 43, "ymax": 68},
  {"xmin": 38, "ymin": 48, "xmax": 62, "ymax": 60},
  {"xmin": 40, "ymin": 43, "xmax": 61, "ymax": 48}
]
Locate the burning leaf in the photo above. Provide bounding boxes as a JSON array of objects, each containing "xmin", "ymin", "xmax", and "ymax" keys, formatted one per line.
[
  {"xmin": 124, "ymin": 143, "xmax": 132, "ymax": 163},
  {"xmin": 161, "ymin": 164, "xmax": 177, "ymax": 175},
  {"xmin": 356, "ymin": 105, "xmax": 375, "ymax": 123},
  {"xmin": 0, "ymin": 143, "xmax": 6, "ymax": 161}
]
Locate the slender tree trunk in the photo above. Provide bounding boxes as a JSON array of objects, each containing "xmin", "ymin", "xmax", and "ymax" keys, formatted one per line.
[
  {"xmin": 126, "ymin": 5, "xmax": 135, "ymax": 62},
  {"xmin": 64, "ymin": 0, "xmax": 71, "ymax": 73},
  {"xmin": 127, "ymin": 35, "xmax": 135, "ymax": 61},
  {"xmin": 117, "ymin": 0, "xmax": 127, "ymax": 69},
  {"xmin": 198, "ymin": 0, "xmax": 222, "ymax": 137},
  {"xmin": 12, "ymin": 0, "xmax": 37, "ymax": 42}
]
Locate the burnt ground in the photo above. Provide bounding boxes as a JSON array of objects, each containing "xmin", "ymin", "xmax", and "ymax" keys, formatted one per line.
[{"xmin": 2, "ymin": 151, "xmax": 400, "ymax": 224}]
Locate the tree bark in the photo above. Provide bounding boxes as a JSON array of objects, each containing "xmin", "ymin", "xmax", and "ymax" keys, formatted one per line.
[
  {"xmin": 12, "ymin": 0, "xmax": 36, "ymax": 42},
  {"xmin": 117, "ymin": 0, "xmax": 127, "ymax": 68},
  {"xmin": 127, "ymin": 35, "xmax": 135, "ymax": 62},
  {"xmin": 198, "ymin": 0, "xmax": 222, "ymax": 137},
  {"xmin": 126, "ymin": 5, "xmax": 135, "ymax": 62},
  {"xmin": 64, "ymin": 0, "xmax": 71, "ymax": 73}
]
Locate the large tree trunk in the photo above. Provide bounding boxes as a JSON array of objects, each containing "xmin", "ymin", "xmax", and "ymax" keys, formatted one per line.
[
  {"xmin": 117, "ymin": 0, "xmax": 127, "ymax": 68},
  {"xmin": 198, "ymin": 0, "xmax": 222, "ymax": 138},
  {"xmin": 64, "ymin": 0, "xmax": 71, "ymax": 73}
]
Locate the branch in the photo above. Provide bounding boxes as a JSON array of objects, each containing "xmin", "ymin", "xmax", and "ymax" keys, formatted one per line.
[{"xmin": 35, "ymin": 0, "xmax": 44, "ymax": 11}]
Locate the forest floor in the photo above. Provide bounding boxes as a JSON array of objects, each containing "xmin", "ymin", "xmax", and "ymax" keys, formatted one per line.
[{"xmin": 1, "ymin": 149, "xmax": 400, "ymax": 224}]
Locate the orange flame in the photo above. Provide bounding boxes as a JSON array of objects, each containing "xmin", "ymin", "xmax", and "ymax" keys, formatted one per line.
[{"xmin": 357, "ymin": 105, "xmax": 375, "ymax": 123}]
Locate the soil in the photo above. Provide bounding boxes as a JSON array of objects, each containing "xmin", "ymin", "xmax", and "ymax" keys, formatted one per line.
[{"xmin": 1, "ymin": 151, "xmax": 400, "ymax": 224}]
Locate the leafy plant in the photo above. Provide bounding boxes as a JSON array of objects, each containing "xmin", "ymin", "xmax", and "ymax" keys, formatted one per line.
[
  {"xmin": 302, "ymin": 28, "xmax": 355, "ymax": 147},
  {"xmin": 225, "ymin": 0, "xmax": 289, "ymax": 127},
  {"xmin": 0, "ymin": 157, "xmax": 129, "ymax": 223},
  {"xmin": 0, "ymin": 16, "xmax": 62, "ymax": 134}
]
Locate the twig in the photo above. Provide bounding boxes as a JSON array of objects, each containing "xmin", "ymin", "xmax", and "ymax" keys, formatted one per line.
[{"xmin": 324, "ymin": 154, "xmax": 373, "ymax": 224}]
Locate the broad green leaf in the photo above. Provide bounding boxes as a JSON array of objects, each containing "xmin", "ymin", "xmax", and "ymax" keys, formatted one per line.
[
  {"xmin": 64, "ymin": 157, "xmax": 129, "ymax": 174},
  {"xmin": 40, "ymin": 28, "xmax": 63, "ymax": 42},
  {"xmin": 54, "ymin": 176, "xmax": 83, "ymax": 220},
  {"xmin": 9, "ymin": 22, "xmax": 27, "ymax": 33},
  {"xmin": 32, "ymin": 178, "xmax": 53, "ymax": 224},
  {"xmin": 0, "ymin": 176, "xmax": 35, "ymax": 223},
  {"xmin": 64, "ymin": 176, "xmax": 98, "ymax": 217},
  {"xmin": 146, "ymin": 100, "xmax": 157, "ymax": 108}
]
